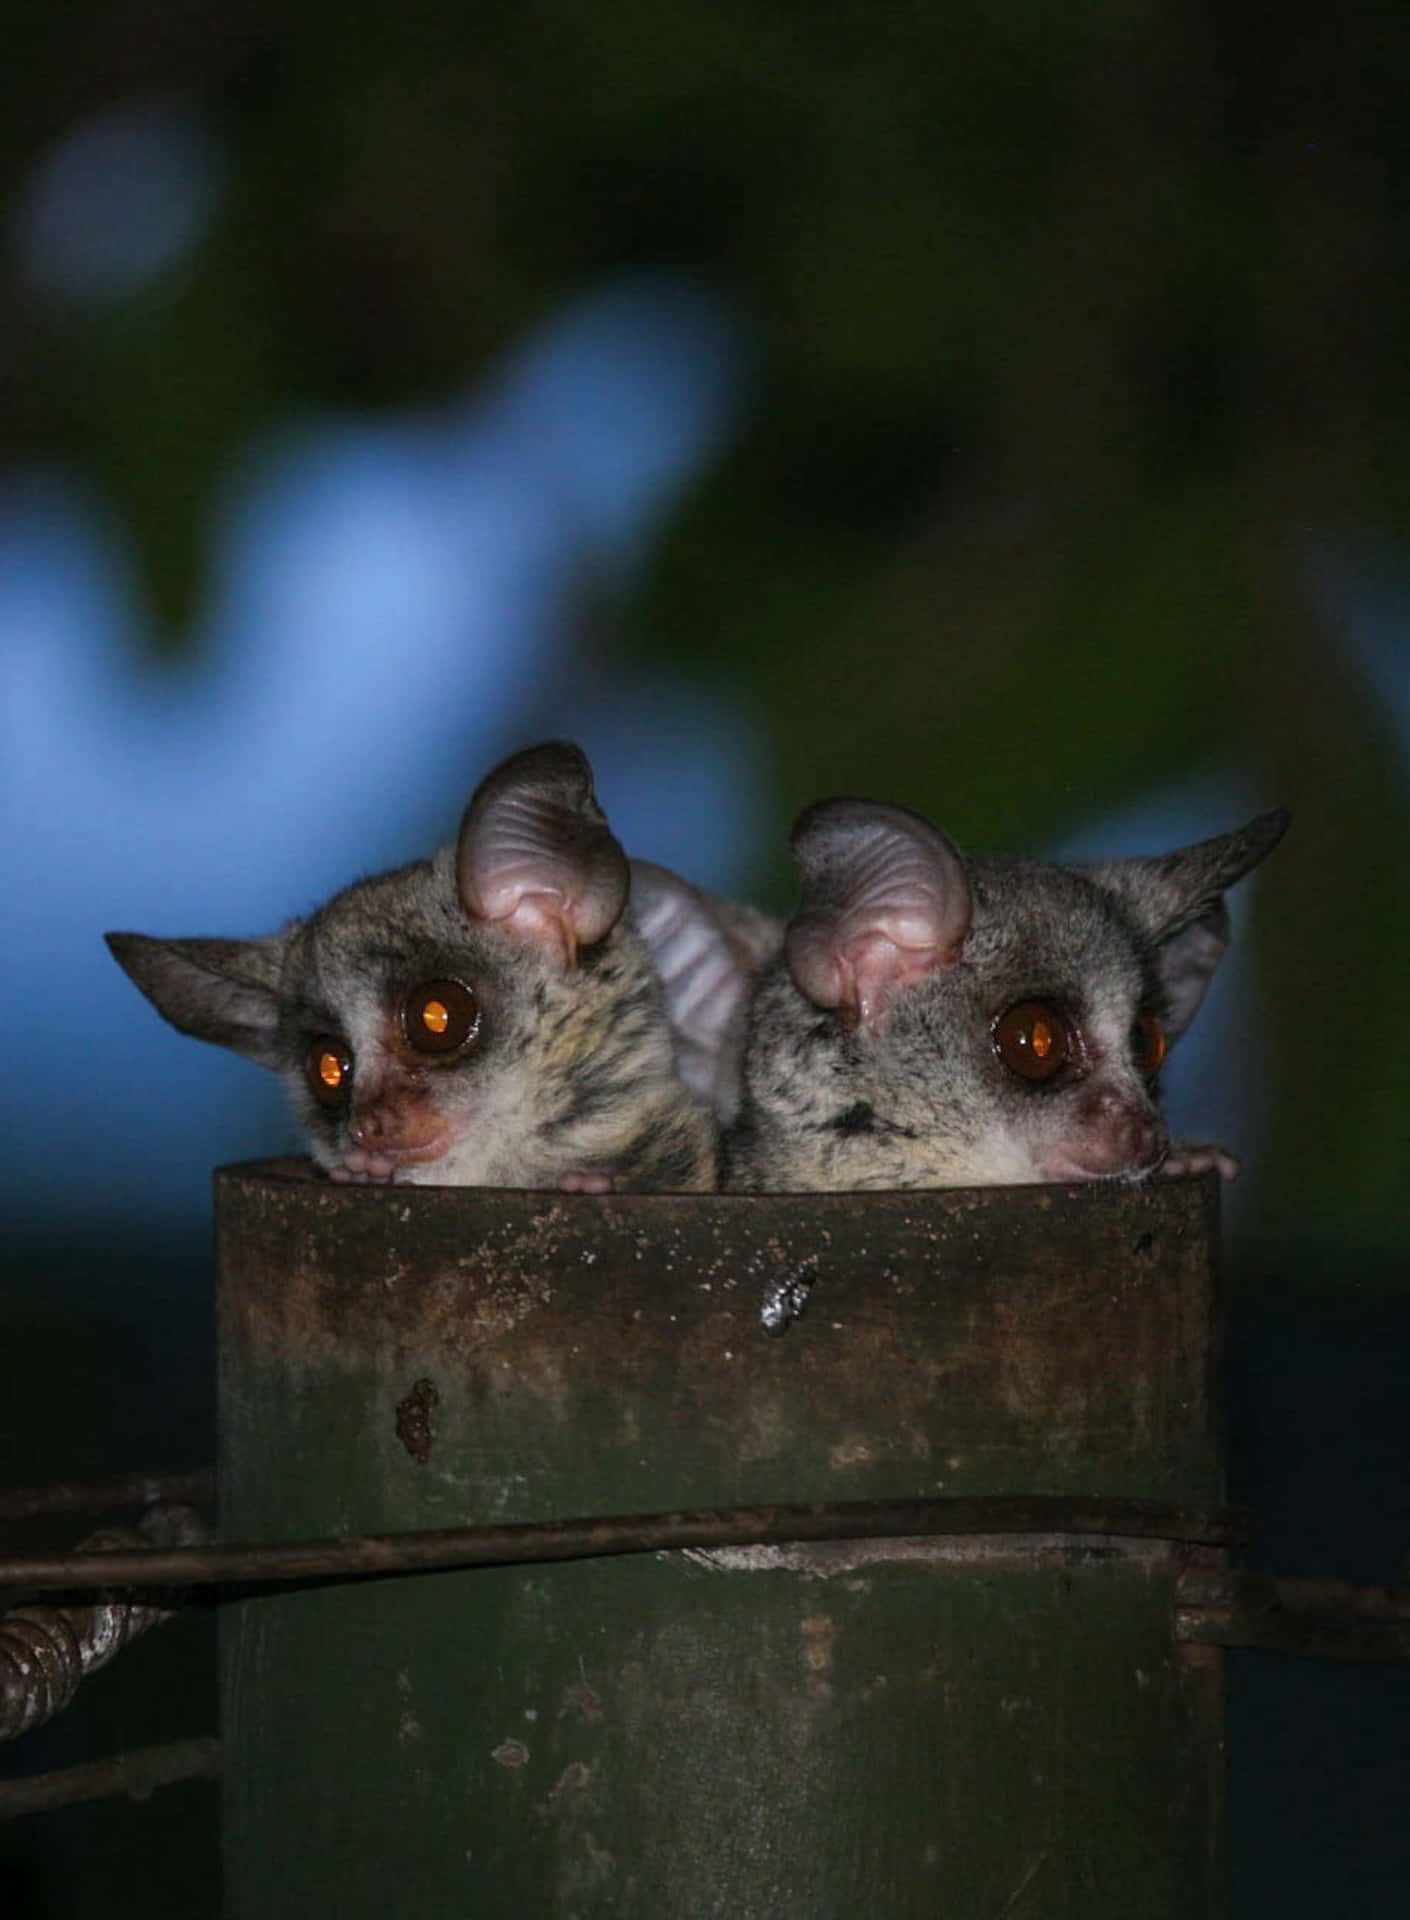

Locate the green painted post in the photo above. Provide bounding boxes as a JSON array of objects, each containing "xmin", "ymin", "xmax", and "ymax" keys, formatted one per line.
[{"xmin": 217, "ymin": 1161, "xmax": 1226, "ymax": 1917}]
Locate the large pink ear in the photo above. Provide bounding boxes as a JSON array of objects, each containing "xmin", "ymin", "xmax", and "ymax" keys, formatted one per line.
[
  {"xmin": 785, "ymin": 800, "xmax": 971, "ymax": 1029},
  {"xmin": 456, "ymin": 742, "xmax": 630, "ymax": 969},
  {"xmin": 629, "ymin": 860, "xmax": 781, "ymax": 1113}
]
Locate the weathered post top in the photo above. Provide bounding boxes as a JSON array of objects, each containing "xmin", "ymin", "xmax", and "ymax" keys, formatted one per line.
[{"xmin": 216, "ymin": 1159, "xmax": 1222, "ymax": 1524}]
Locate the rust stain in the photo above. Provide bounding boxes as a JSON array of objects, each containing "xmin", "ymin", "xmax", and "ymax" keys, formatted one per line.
[
  {"xmin": 394, "ymin": 1377, "xmax": 439, "ymax": 1463},
  {"xmin": 491, "ymin": 1737, "xmax": 530, "ymax": 1768},
  {"xmin": 800, "ymin": 1613, "xmax": 836, "ymax": 1673},
  {"xmin": 545, "ymin": 1760, "xmax": 593, "ymax": 1809},
  {"xmin": 559, "ymin": 1677, "xmax": 604, "ymax": 1723}
]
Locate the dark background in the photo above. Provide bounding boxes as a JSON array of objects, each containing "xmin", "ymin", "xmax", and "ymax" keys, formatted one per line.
[{"xmin": 2, "ymin": 4, "xmax": 1407, "ymax": 1912}]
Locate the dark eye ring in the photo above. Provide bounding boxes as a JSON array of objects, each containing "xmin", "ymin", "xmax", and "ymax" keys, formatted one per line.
[
  {"xmin": 403, "ymin": 978, "xmax": 480, "ymax": 1057},
  {"xmin": 993, "ymin": 1000, "xmax": 1071, "ymax": 1083},
  {"xmin": 1133, "ymin": 1011, "xmax": 1167, "ymax": 1078},
  {"xmin": 305, "ymin": 1037, "xmax": 353, "ymax": 1108}
]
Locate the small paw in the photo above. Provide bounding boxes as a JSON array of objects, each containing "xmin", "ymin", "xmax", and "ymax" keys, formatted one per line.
[
  {"xmin": 558, "ymin": 1170, "xmax": 618, "ymax": 1195},
  {"xmin": 1161, "ymin": 1142, "xmax": 1240, "ymax": 1182}
]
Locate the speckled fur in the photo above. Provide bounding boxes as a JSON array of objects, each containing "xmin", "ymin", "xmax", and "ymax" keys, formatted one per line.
[
  {"xmin": 725, "ymin": 809, "xmax": 1287, "ymax": 1194},
  {"xmin": 726, "ymin": 861, "xmax": 1149, "ymax": 1190},
  {"xmin": 274, "ymin": 846, "xmax": 719, "ymax": 1189},
  {"xmin": 109, "ymin": 721, "xmax": 741, "ymax": 1182},
  {"xmin": 108, "ymin": 805, "xmax": 723, "ymax": 1191}
]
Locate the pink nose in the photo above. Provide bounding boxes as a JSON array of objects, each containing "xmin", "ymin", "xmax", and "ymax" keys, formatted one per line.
[
  {"xmin": 1066, "ymin": 1088, "xmax": 1166, "ymax": 1176},
  {"xmin": 350, "ymin": 1095, "xmax": 443, "ymax": 1155},
  {"xmin": 349, "ymin": 1112, "xmax": 385, "ymax": 1148}
]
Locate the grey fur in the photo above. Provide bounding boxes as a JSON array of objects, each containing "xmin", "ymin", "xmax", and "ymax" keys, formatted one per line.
[
  {"xmin": 106, "ymin": 743, "xmax": 724, "ymax": 1192},
  {"xmin": 724, "ymin": 804, "xmax": 1288, "ymax": 1193},
  {"xmin": 1081, "ymin": 810, "xmax": 1290, "ymax": 1040}
]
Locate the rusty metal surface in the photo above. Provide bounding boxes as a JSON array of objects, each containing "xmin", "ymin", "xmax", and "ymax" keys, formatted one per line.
[
  {"xmin": 0, "ymin": 1505, "xmax": 206, "ymax": 1742},
  {"xmin": 216, "ymin": 1158, "xmax": 1224, "ymax": 1518},
  {"xmin": 218, "ymin": 1161, "xmax": 1227, "ymax": 1916},
  {"xmin": 226, "ymin": 1549, "xmax": 1223, "ymax": 1918}
]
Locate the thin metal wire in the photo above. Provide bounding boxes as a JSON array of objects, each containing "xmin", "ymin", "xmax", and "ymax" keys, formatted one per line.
[
  {"xmin": 1174, "ymin": 1569, "xmax": 1410, "ymax": 1662},
  {"xmin": 0, "ymin": 1470, "xmax": 214, "ymax": 1526},
  {"xmin": 0, "ymin": 1495, "xmax": 1249, "ymax": 1597},
  {"xmin": 0, "ymin": 1737, "xmax": 222, "ymax": 1820}
]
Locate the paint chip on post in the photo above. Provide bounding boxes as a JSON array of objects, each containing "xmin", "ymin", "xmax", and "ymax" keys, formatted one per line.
[{"xmin": 760, "ymin": 1257, "xmax": 818, "ymax": 1335}]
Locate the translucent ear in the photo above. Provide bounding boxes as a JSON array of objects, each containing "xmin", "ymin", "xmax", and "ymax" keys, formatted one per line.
[
  {"xmin": 456, "ymin": 742, "xmax": 630, "ymax": 969},
  {"xmin": 104, "ymin": 930, "xmax": 289, "ymax": 1067},
  {"xmin": 629, "ymin": 860, "xmax": 780, "ymax": 1111},
  {"xmin": 1086, "ymin": 808, "xmax": 1289, "ymax": 1040},
  {"xmin": 785, "ymin": 800, "xmax": 972, "ymax": 1029}
]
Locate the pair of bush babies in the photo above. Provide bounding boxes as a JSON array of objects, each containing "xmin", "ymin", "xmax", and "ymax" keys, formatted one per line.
[{"xmin": 109, "ymin": 742, "xmax": 1287, "ymax": 1195}]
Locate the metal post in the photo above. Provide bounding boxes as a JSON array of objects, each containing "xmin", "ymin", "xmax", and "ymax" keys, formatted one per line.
[{"xmin": 217, "ymin": 1160, "xmax": 1226, "ymax": 1918}]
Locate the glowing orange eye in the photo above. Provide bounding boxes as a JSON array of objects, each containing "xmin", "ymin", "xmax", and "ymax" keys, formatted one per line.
[
  {"xmin": 404, "ymin": 978, "xmax": 479, "ymax": 1056},
  {"xmin": 1133, "ymin": 1012, "xmax": 1167, "ymax": 1077},
  {"xmin": 994, "ymin": 1000, "xmax": 1071, "ymax": 1083},
  {"xmin": 305, "ymin": 1038, "xmax": 353, "ymax": 1108}
]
